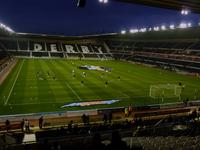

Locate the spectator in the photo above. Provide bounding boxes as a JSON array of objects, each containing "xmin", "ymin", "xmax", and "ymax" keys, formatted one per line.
[
  {"xmin": 39, "ymin": 139, "xmax": 50, "ymax": 150},
  {"xmin": 5, "ymin": 120, "xmax": 10, "ymax": 131},
  {"xmin": 190, "ymin": 110, "xmax": 198, "ymax": 120},
  {"xmin": 20, "ymin": 119, "xmax": 24, "ymax": 132},
  {"xmin": 107, "ymin": 131, "xmax": 130, "ymax": 150},
  {"xmin": 73, "ymin": 124, "xmax": 78, "ymax": 134},
  {"xmin": 84, "ymin": 133, "xmax": 106, "ymax": 150},
  {"xmin": 39, "ymin": 116, "xmax": 44, "ymax": 129},
  {"xmin": 86, "ymin": 115, "xmax": 90, "ymax": 125},
  {"xmin": 108, "ymin": 112, "xmax": 112, "ymax": 123},
  {"xmin": 24, "ymin": 119, "xmax": 30, "ymax": 132},
  {"xmin": 185, "ymin": 98, "xmax": 189, "ymax": 106},
  {"xmin": 103, "ymin": 113, "xmax": 108, "ymax": 124},
  {"xmin": 82, "ymin": 114, "xmax": 87, "ymax": 125},
  {"xmin": 51, "ymin": 141, "xmax": 61, "ymax": 150},
  {"xmin": 125, "ymin": 107, "xmax": 128, "ymax": 117},
  {"xmin": 128, "ymin": 105, "xmax": 133, "ymax": 117},
  {"xmin": 68, "ymin": 120, "xmax": 73, "ymax": 132}
]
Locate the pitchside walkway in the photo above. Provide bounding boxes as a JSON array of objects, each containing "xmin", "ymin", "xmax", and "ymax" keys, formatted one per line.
[
  {"xmin": 0, "ymin": 102, "xmax": 200, "ymax": 132},
  {"xmin": 0, "ymin": 57, "xmax": 18, "ymax": 85}
]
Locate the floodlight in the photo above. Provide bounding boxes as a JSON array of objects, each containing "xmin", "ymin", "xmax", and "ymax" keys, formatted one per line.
[
  {"xmin": 153, "ymin": 26, "xmax": 160, "ymax": 31},
  {"xmin": 181, "ymin": 9, "xmax": 189, "ymax": 15},
  {"xmin": 169, "ymin": 24, "xmax": 175, "ymax": 30},
  {"xmin": 161, "ymin": 25, "xmax": 166, "ymax": 31},
  {"xmin": 184, "ymin": 10, "xmax": 189, "ymax": 15},
  {"xmin": 179, "ymin": 23, "xmax": 187, "ymax": 29},
  {"xmin": 99, "ymin": 0, "xmax": 108, "ymax": 3},
  {"xmin": 104, "ymin": 0, "xmax": 108, "ymax": 3},
  {"xmin": 130, "ymin": 29, "xmax": 138, "ymax": 33},
  {"xmin": 188, "ymin": 22, "xmax": 192, "ymax": 27},
  {"xmin": 121, "ymin": 30, "xmax": 126, "ymax": 34},
  {"xmin": 139, "ymin": 28, "xmax": 147, "ymax": 32},
  {"xmin": 0, "ymin": 23, "xmax": 14, "ymax": 33}
]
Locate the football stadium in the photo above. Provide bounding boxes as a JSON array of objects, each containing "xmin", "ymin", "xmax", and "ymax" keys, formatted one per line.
[
  {"xmin": 1, "ymin": 0, "xmax": 200, "ymax": 150},
  {"xmin": 1, "ymin": 33, "xmax": 200, "ymax": 115}
]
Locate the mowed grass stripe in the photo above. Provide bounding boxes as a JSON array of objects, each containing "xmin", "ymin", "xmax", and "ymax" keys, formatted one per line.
[
  {"xmin": 101, "ymin": 61, "xmax": 154, "ymax": 96},
  {"xmin": 81, "ymin": 60, "xmax": 151, "ymax": 99},
  {"xmin": 4, "ymin": 59, "xmax": 24, "ymax": 105},
  {"xmin": 57, "ymin": 60, "xmax": 83, "ymax": 101},
  {"xmin": 37, "ymin": 59, "xmax": 56, "ymax": 102},
  {"xmin": 53, "ymin": 59, "xmax": 106, "ymax": 101},
  {"xmin": 35, "ymin": 59, "xmax": 47, "ymax": 103},
  {"xmin": 94, "ymin": 60, "xmax": 199, "ymax": 101},
  {"xmin": 86, "ymin": 60, "xmax": 150, "ymax": 97},
  {"xmin": 61, "ymin": 60, "xmax": 118, "ymax": 100},
  {"xmin": 11, "ymin": 59, "xmax": 29, "ymax": 104},
  {"xmin": 24, "ymin": 59, "xmax": 39, "ymax": 102},
  {"xmin": 53, "ymin": 60, "xmax": 82, "ymax": 101},
  {"xmin": 74, "ymin": 60, "xmax": 152, "ymax": 98},
  {"xmin": 11, "ymin": 59, "xmax": 38, "ymax": 104},
  {"xmin": 44, "ymin": 59, "xmax": 81, "ymax": 101},
  {"xmin": 79, "ymin": 61, "xmax": 166, "ymax": 105},
  {"xmin": 1, "ymin": 59, "xmax": 200, "ymax": 115},
  {"xmin": 54, "ymin": 59, "xmax": 95, "ymax": 100},
  {"xmin": 59, "ymin": 60, "xmax": 114, "ymax": 99},
  {"xmin": 129, "ymin": 62, "xmax": 200, "ymax": 100}
]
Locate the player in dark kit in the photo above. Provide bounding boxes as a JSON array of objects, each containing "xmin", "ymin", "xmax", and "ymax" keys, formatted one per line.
[{"xmin": 105, "ymin": 81, "xmax": 108, "ymax": 86}]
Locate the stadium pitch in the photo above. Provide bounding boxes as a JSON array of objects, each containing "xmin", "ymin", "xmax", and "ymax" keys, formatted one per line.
[{"xmin": 0, "ymin": 58, "xmax": 200, "ymax": 115}]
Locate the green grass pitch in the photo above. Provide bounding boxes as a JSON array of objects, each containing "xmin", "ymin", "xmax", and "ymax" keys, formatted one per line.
[{"xmin": 0, "ymin": 58, "xmax": 200, "ymax": 115}]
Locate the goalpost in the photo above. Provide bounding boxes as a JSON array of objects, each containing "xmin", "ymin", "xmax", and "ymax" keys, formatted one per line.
[{"xmin": 149, "ymin": 84, "xmax": 182, "ymax": 100}]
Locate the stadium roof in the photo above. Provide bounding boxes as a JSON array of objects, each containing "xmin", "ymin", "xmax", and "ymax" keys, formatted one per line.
[
  {"xmin": 14, "ymin": 32, "xmax": 117, "ymax": 41},
  {"xmin": 104, "ymin": 27, "xmax": 200, "ymax": 41},
  {"xmin": 2, "ymin": 27, "xmax": 198, "ymax": 42},
  {"xmin": 115, "ymin": 0, "xmax": 200, "ymax": 13}
]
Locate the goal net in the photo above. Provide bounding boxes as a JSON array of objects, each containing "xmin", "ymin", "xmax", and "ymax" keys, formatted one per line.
[{"xmin": 149, "ymin": 84, "xmax": 182, "ymax": 99}]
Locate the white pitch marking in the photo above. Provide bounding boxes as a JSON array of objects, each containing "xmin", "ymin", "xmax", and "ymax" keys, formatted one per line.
[
  {"xmin": 65, "ymin": 82, "xmax": 82, "ymax": 101},
  {"xmin": 9, "ymin": 96, "xmax": 131, "ymax": 106},
  {"xmin": 122, "ymin": 92, "xmax": 130, "ymax": 98},
  {"xmin": 4, "ymin": 60, "xmax": 25, "ymax": 105}
]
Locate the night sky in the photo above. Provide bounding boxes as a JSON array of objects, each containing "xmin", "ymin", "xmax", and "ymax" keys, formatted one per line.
[{"xmin": 0, "ymin": 0, "xmax": 200, "ymax": 36}]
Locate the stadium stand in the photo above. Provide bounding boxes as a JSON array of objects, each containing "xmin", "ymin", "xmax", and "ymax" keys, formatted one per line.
[
  {"xmin": 0, "ymin": 41, "xmax": 11, "ymax": 73},
  {"xmin": 2, "ymin": 109, "xmax": 200, "ymax": 150},
  {"xmin": 0, "ymin": 35, "xmax": 113, "ymax": 60},
  {"xmin": 106, "ymin": 28, "xmax": 200, "ymax": 73},
  {"xmin": 1, "ymin": 27, "xmax": 200, "ymax": 74}
]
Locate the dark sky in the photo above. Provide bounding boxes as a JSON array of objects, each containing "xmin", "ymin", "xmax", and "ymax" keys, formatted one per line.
[{"xmin": 0, "ymin": 0, "xmax": 200, "ymax": 36}]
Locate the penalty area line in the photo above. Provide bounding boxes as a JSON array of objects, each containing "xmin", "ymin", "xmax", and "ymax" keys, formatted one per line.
[
  {"xmin": 122, "ymin": 92, "xmax": 130, "ymax": 98},
  {"xmin": 4, "ymin": 60, "xmax": 25, "ymax": 106},
  {"xmin": 65, "ymin": 82, "xmax": 82, "ymax": 101}
]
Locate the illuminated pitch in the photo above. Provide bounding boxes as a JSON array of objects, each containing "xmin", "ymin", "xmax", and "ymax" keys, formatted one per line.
[{"xmin": 0, "ymin": 58, "xmax": 199, "ymax": 115}]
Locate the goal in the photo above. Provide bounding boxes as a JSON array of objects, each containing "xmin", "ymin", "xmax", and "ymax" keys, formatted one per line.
[{"xmin": 149, "ymin": 84, "xmax": 182, "ymax": 99}]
